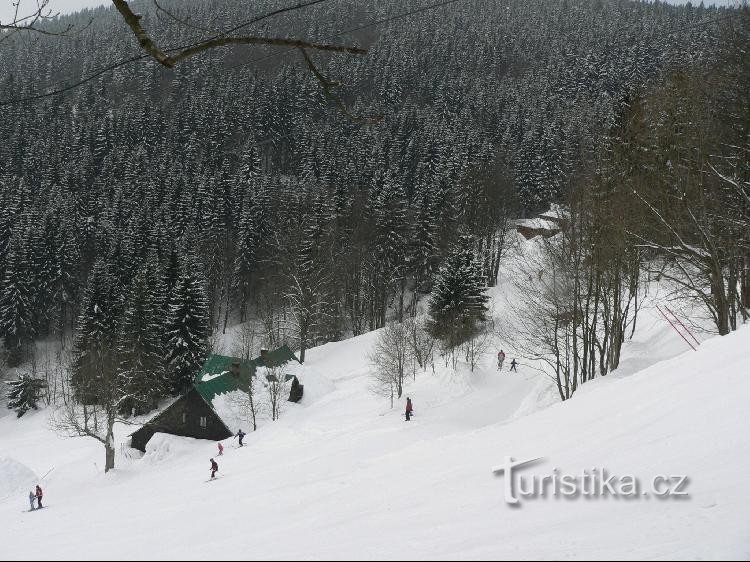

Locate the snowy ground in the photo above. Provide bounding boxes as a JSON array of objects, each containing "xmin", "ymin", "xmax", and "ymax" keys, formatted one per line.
[{"xmin": 1, "ymin": 238, "xmax": 748, "ymax": 560}]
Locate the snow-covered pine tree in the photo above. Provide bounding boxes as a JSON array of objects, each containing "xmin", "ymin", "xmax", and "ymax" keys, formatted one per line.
[
  {"xmin": 71, "ymin": 259, "xmax": 121, "ymax": 404},
  {"xmin": 411, "ymin": 191, "xmax": 439, "ymax": 295},
  {"xmin": 371, "ymin": 174, "xmax": 409, "ymax": 325},
  {"xmin": 0, "ymin": 231, "xmax": 35, "ymax": 366},
  {"xmin": 427, "ymin": 235, "xmax": 489, "ymax": 351},
  {"xmin": 5, "ymin": 374, "xmax": 47, "ymax": 417},
  {"xmin": 117, "ymin": 267, "xmax": 166, "ymax": 416},
  {"xmin": 164, "ymin": 258, "xmax": 210, "ymax": 395},
  {"xmin": 233, "ymin": 192, "xmax": 259, "ymax": 323}
]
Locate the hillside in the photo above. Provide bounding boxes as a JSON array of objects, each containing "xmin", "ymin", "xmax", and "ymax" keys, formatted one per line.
[{"xmin": 1, "ymin": 271, "xmax": 748, "ymax": 559}]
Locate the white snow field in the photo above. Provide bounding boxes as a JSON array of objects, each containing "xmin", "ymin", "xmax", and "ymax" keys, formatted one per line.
[{"xmin": 1, "ymin": 236, "xmax": 748, "ymax": 559}]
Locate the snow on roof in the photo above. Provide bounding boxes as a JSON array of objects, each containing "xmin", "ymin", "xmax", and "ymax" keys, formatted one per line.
[
  {"xmin": 201, "ymin": 371, "xmax": 229, "ymax": 383},
  {"xmin": 538, "ymin": 203, "xmax": 569, "ymax": 221}
]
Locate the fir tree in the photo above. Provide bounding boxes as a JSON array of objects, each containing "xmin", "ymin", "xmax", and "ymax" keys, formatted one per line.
[
  {"xmin": 233, "ymin": 193, "xmax": 259, "ymax": 322},
  {"xmin": 0, "ymin": 232, "xmax": 35, "ymax": 366},
  {"xmin": 117, "ymin": 267, "xmax": 165, "ymax": 416},
  {"xmin": 427, "ymin": 236, "xmax": 489, "ymax": 349},
  {"xmin": 5, "ymin": 374, "xmax": 47, "ymax": 418},
  {"xmin": 164, "ymin": 260, "xmax": 210, "ymax": 395},
  {"xmin": 71, "ymin": 260, "xmax": 121, "ymax": 404}
]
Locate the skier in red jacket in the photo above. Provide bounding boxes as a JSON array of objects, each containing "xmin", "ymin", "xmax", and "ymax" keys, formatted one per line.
[
  {"xmin": 217, "ymin": 442, "xmax": 224, "ymax": 456},
  {"xmin": 35, "ymin": 485, "xmax": 43, "ymax": 509},
  {"xmin": 405, "ymin": 397, "xmax": 414, "ymax": 422},
  {"xmin": 497, "ymin": 350, "xmax": 506, "ymax": 370}
]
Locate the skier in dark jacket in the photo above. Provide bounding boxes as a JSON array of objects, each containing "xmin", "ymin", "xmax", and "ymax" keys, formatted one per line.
[
  {"xmin": 510, "ymin": 359, "xmax": 518, "ymax": 372},
  {"xmin": 35, "ymin": 485, "xmax": 43, "ymax": 508},
  {"xmin": 235, "ymin": 429, "xmax": 246, "ymax": 447},
  {"xmin": 210, "ymin": 458, "xmax": 219, "ymax": 479},
  {"xmin": 405, "ymin": 397, "xmax": 414, "ymax": 421}
]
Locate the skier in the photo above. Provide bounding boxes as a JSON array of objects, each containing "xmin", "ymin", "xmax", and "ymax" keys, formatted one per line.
[
  {"xmin": 509, "ymin": 358, "xmax": 518, "ymax": 373},
  {"xmin": 35, "ymin": 485, "xmax": 43, "ymax": 509},
  {"xmin": 217, "ymin": 441, "xmax": 224, "ymax": 456},
  {"xmin": 209, "ymin": 458, "xmax": 219, "ymax": 480},
  {"xmin": 405, "ymin": 397, "xmax": 414, "ymax": 422},
  {"xmin": 235, "ymin": 429, "xmax": 246, "ymax": 447},
  {"xmin": 497, "ymin": 350, "xmax": 506, "ymax": 370},
  {"xmin": 28, "ymin": 491, "xmax": 35, "ymax": 511}
]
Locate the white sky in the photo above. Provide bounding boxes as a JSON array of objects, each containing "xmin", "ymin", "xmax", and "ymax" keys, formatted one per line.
[
  {"xmin": 0, "ymin": 0, "xmax": 740, "ymax": 25},
  {"xmin": 0, "ymin": 1, "xmax": 109, "ymax": 23}
]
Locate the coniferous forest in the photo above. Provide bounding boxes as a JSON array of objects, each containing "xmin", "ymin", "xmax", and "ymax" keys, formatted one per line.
[{"xmin": 0, "ymin": 0, "xmax": 746, "ymax": 415}]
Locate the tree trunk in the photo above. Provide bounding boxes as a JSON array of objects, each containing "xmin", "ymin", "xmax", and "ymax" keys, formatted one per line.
[{"xmin": 105, "ymin": 424, "xmax": 115, "ymax": 473}]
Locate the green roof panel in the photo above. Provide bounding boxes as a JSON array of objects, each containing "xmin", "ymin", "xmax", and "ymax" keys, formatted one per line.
[{"xmin": 193, "ymin": 346, "xmax": 299, "ymax": 403}]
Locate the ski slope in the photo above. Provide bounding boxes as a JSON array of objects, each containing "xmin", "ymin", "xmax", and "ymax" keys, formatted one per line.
[
  {"xmin": 1, "ymin": 316, "xmax": 749, "ymax": 559},
  {"xmin": 1, "ymin": 232, "xmax": 748, "ymax": 560}
]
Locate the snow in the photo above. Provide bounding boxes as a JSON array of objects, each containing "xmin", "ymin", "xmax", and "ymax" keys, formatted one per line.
[
  {"xmin": 0, "ymin": 457, "xmax": 38, "ymax": 502},
  {"xmin": 0, "ymin": 239, "xmax": 748, "ymax": 559},
  {"xmin": 514, "ymin": 217, "xmax": 560, "ymax": 231}
]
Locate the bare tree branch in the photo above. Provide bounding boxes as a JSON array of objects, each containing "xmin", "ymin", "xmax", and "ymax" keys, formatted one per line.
[
  {"xmin": 112, "ymin": 0, "xmax": 364, "ymax": 69},
  {"xmin": 299, "ymin": 47, "xmax": 383, "ymax": 124}
]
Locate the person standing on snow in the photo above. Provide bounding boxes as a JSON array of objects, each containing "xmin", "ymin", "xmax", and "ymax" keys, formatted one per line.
[
  {"xmin": 28, "ymin": 491, "xmax": 35, "ymax": 511},
  {"xmin": 510, "ymin": 359, "xmax": 518, "ymax": 373},
  {"xmin": 35, "ymin": 485, "xmax": 43, "ymax": 509},
  {"xmin": 235, "ymin": 429, "xmax": 246, "ymax": 447},
  {"xmin": 217, "ymin": 442, "xmax": 224, "ymax": 456},
  {"xmin": 210, "ymin": 458, "xmax": 219, "ymax": 479},
  {"xmin": 497, "ymin": 350, "xmax": 506, "ymax": 370},
  {"xmin": 405, "ymin": 397, "xmax": 414, "ymax": 421}
]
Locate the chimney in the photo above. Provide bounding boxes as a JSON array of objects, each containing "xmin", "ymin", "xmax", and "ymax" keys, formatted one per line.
[
  {"xmin": 230, "ymin": 361, "xmax": 241, "ymax": 377},
  {"xmin": 260, "ymin": 348, "xmax": 269, "ymax": 360}
]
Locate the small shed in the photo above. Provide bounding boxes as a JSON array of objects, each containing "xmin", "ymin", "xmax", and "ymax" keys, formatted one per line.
[
  {"xmin": 516, "ymin": 205, "xmax": 570, "ymax": 240},
  {"xmin": 515, "ymin": 217, "xmax": 562, "ymax": 240}
]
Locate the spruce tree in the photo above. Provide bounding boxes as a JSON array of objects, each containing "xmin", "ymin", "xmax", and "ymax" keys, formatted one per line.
[
  {"xmin": 233, "ymin": 194, "xmax": 259, "ymax": 322},
  {"xmin": 71, "ymin": 260, "xmax": 121, "ymax": 403},
  {"xmin": 5, "ymin": 374, "xmax": 47, "ymax": 418},
  {"xmin": 117, "ymin": 268, "xmax": 165, "ymax": 416},
  {"xmin": 0, "ymin": 232, "xmax": 35, "ymax": 366},
  {"xmin": 164, "ymin": 260, "xmax": 210, "ymax": 395},
  {"xmin": 427, "ymin": 236, "xmax": 489, "ymax": 349}
]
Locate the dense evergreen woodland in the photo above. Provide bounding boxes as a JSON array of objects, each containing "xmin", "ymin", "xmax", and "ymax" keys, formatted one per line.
[{"xmin": 0, "ymin": 1, "xmax": 746, "ymax": 419}]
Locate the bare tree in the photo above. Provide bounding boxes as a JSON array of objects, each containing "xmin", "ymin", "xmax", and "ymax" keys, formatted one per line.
[
  {"xmin": 231, "ymin": 322, "xmax": 262, "ymax": 431},
  {"xmin": 0, "ymin": 1, "xmax": 82, "ymax": 43},
  {"xmin": 226, "ymin": 376, "xmax": 264, "ymax": 432},
  {"xmin": 463, "ymin": 323, "xmax": 491, "ymax": 373},
  {"xmin": 51, "ymin": 355, "xmax": 132, "ymax": 473},
  {"xmin": 501, "ymin": 238, "xmax": 571, "ymax": 399},
  {"xmin": 622, "ymin": 64, "xmax": 749, "ymax": 336},
  {"xmin": 406, "ymin": 316, "xmax": 435, "ymax": 374},
  {"xmin": 263, "ymin": 365, "xmax": 291, "ymax": 421},
  {"xmin": 368, "ymin": 322, "xmax": 414, "ymax": 407},
  {"xmin": 284, "ymin": 269, "xmax": 330, "ymax": 364}
]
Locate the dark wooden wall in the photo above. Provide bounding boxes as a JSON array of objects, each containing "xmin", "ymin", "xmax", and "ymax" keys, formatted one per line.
[{"xmin": 130, "ymin": 389, "xmax": 233, "ymax": 452}]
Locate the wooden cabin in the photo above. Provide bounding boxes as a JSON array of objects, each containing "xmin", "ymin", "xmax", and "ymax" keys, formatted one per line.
[{"xmin": 129, "ymin": 345, "xmax": 303, "ymax": 452}]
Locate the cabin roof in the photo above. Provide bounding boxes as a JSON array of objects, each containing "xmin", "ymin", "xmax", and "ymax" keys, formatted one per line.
[{"xmin": 194, "ymin": 345, "xmax": 300, "ymax": 404}]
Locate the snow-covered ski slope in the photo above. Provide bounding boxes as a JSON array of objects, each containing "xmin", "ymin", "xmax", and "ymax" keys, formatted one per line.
[{"xmin": 1, "ymin": 243, "xmax": 749, "ymax": 559}]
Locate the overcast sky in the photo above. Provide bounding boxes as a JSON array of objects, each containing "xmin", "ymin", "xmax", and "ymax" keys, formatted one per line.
[
  {"xmin": 0, "ymin": 0, "xmax": 740, "ymax": 26},
  {"xmin": 1, "ymin": 0, "xmax": 108, "ymax": 23}
]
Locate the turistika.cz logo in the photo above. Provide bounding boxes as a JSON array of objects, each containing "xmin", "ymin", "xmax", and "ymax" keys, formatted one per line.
[{"xmin": 492, "ymin": 457, "xmax": 690, "ymax": 506}]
